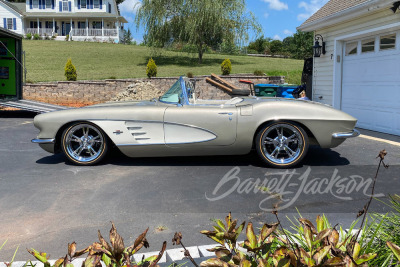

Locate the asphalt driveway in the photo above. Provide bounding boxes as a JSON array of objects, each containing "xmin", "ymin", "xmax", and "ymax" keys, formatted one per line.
[{"xmin": 0, "ymin": 110, "xmax": 399, "ymax": 261}]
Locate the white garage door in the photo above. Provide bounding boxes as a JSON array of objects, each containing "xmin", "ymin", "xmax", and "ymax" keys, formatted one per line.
[{"xmin": 342, "ymin": 32, "xmax": 400, "ymax": 135}]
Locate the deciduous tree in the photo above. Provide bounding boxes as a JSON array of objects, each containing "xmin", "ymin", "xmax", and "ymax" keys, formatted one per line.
[{"xmin": 135, "ymin": 0, "xmax": 261, "ymax": 63}]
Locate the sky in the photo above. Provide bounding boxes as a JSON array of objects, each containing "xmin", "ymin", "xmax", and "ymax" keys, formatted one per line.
[{"xmin": 118, "ymin": 0, "xmax": 329, "ymax": 44}]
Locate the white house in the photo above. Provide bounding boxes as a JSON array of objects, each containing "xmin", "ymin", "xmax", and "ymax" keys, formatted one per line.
[
  {"xmin": 298, "ymin": 0, "xmax": 400, "ymax": 136},
  {"xmin": 0, "ymin": 0, "xmax": 127, "ymax": 42}
]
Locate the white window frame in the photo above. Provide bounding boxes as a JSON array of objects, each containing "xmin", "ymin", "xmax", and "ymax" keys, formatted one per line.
[
  {"xmin": 361, "ymin": 38, "xmax": 375, "ymax": 53},
  {"xmin": 81, "ymin": 0, "xmax": 86, "ymax": 8},
  {"xmin": 380, "ymin": 33, "xmax": 396, "ymax": 51},
  {"xmin": 62, "ymin": 0, "xmax": 69, "ymax": 11},
  {"xmin": 45, "ymin": 0, "xmax": 52, "ymax": 8},
  {"xmin": 33, "ymin": 0, "xmax": 39, "ymax": 8},
  {"xmin": 7, "ymin": 18, "xmax": 13, "ymax": 30},
  {"xmin": 345, "ymin": 41, "xmax": 358, "ymax": 56},
  {"xmin": 93, "ymin": 0, "xmax": 99, "ymax": 8}
]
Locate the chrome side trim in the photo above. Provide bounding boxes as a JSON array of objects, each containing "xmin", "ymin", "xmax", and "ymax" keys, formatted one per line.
[
  {"xmin": 31, "ymin": 138, "xmax": 55, "ymax": 144},
  {"xmin": 332, "ymin": 129, "xmax": 360, "ymax": 139},
  {"xmin": 117, "ymin": 143, "xmax": 164, "ymax": 147}
]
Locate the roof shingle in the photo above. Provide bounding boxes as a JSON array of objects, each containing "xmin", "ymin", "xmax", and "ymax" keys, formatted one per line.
[{"xmin": 300, "ymin": 0, "xmax": 371, "ymax": 27}]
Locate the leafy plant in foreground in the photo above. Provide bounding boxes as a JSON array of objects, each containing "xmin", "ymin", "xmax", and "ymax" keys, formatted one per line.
[
  {"xmin": 387, "ymin": 241, "xmax": 400, "ymax": 263},
  {"xmin": 362, "ymin": 194, "xmax": 400, "ymax": 266},
  {"xmin": 28, "ymin": 222, "xmax": 166, "ymax": 267}
]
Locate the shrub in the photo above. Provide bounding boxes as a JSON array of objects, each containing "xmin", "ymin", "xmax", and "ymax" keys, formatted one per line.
[
  {"xmin": 65, "ymin": 34, "xmax": 69, "ymax": 41},
  {"xmin": 107, "ymin": 76, "xmax": 117, "ymax": 80},
  {"xmin": 221, "ymin": 58, "xmax": 232, "ymax": 75},
  {"xmin": 33, "ymin": 33, "xmax": 41, "ymax": 40},
  {"xmin": 362, "ymin": 194, "xmax": 400, "ymax": 266},
  {"xmin": 146, "ymin": 58, "xmax": 157, "ymax": 78},
  {"xmin": 186, "ymin": 72, "xmax": 193, "ymax": 78},
  {"xmin": 254, "ymin": 70, "xmax": 264, "ymax": 76},
  {"xmin": 25, "ymin": 33, "xmax": 32, "ymax": 40},
  {"xmin": 28, "ymin": 222, "xmax": 166, "ymax": 267},
  {"xmin": 200, "ymin": 213, "xmax": 376, "ymax": 267},
  {"xmin": 64, "ymin": 58, "xmax": 77, "ymax": 81}
]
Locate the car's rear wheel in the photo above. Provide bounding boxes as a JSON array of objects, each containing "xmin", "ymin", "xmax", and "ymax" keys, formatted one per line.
[
  {"xmin": 61, "ymin": 122, "xmax": 108, "ymax": 165},
  {"xmin": 256, "ymin": 122, "xmax": 309, "ymax": 168}
]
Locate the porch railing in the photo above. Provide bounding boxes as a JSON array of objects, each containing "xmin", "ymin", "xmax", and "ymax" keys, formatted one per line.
[
  {"xmin": 26, "ymin": 28, "xmax": 39, "ymax": 35},
  {"xmin": 40, "ymin": 28, "xmax": 53, "ymax": 36},
  {"xmin": 103, "ymin": 29, "xmax": 117, "ymax": 36},
  {"xmin": 71, "ymin": 29, "xmax": 87, "ymax": 36},
  {"xmin": 88, "ymin": 29, "xmax": 102, "ymax": 36},
  {"xmin": 25, "ymin": 28, "xmax": 118, "ymax": 37}
]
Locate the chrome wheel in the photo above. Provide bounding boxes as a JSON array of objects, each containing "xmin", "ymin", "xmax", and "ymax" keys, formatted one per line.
[
  {"xmin": 62, "ymin": 123, "xmax": 107, "ymax": 164},
  {"xmin": 256, "ymin": 122, "xmax": 308, "ymax": 167}
]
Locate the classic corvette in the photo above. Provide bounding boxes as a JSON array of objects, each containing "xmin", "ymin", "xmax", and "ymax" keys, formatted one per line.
[{"xmin": 32, "ymin": 77, "xmax": 359, "ymax": 168}]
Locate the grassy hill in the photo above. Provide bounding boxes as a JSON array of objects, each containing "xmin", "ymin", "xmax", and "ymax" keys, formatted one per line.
[{"xmin": 23, "ymin": 40, "xmax": 304, "ymax": 83}]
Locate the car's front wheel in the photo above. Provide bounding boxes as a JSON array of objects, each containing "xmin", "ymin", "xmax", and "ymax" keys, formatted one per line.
[
  {"xmin": 61, "ymin": 122, "xmax": 108, "ymax": 165},
  {"xmin": 256, "ymin": 121, "xmax": 309, "ymax": 168}
]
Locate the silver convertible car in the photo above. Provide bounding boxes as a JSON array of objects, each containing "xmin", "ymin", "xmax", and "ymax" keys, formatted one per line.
[{"xmin": 32, "ymin": 77, "xmax": 359, "ymax": 168}]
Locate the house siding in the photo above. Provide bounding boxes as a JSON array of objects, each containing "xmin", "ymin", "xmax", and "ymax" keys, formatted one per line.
[
  {"xmin": 313, "ymin": 8, "xmax": 400, "ymax": 106},
  {"xmin": 0, "ymin": 4, "xmax": 22, "ymax": 34}
]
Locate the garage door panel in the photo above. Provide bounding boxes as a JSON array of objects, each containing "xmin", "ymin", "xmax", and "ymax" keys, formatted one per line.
[{"xmin": 342, "ymin": 37, "xmax": 400, "ymax": 136}]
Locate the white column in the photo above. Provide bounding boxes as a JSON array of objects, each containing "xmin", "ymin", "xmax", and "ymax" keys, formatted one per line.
[
  {"xmin": 86, "ymin": 18, "xmax": 88, "ymax": 37},
  {"xmin": 101, "ymin": 18, "xmax": 104, "ymax": 37},
  {"xmin": 37, "ymin": 18, "xmax": 39, "ymax": 35},
  {"xmin": 52, "ymin": 18, "xmax": 55, "ymax": 35},
  {"xmin": 70, "ymin": 18, "xmax": 72, "ymax": 37},
  {"xmin": 116, "ymin": 20, "xmax": 119, "ymax": 39}
]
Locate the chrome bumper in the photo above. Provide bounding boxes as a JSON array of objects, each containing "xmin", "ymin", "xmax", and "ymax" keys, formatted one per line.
[
  {"xmin": 332, "ymin": 129, "xmax": 360, "ymax": 139},
  {"xmin": 31, "ymin": 138, "xmax": 55, "ymax": 144}
]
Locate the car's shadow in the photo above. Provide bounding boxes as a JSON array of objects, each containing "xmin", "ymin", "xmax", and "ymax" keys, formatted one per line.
[
  {"xmin": 0, "ymin": 110, "xmax": 37, "ymax": 118},
  {"xmin": 36, "ymin": 146, "xmax": 350, "ymax": 168}
]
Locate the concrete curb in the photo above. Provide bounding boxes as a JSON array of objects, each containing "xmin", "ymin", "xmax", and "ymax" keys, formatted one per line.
[
  {"xmin": 1, "ymin": 244, "xmax": 222, "ymax": 267},
  {"xmin": 2, "ymin": 230, "xmax": 360, "ymax": 267}
]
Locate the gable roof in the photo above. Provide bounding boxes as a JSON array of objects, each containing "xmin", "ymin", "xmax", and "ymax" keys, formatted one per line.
[
  {"xmin": 0, "ymin": 0, "xmax": 24, "ymax": 15},
  {"xmin": 0, "ymin": 26, "xmax": 22, "ymax": 39},
  {"xmin": 301, "ymin": 0, "xmax": 370, "ymax": 26},
  {"xmin": 298, "ymin": 0, "xmax": 395, "ymax": 31}
]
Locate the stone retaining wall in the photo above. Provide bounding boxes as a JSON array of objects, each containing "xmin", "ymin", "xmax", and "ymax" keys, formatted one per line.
[{"xmin": 23, "ymin": 75, "xmax": 285, "ymax": 106}]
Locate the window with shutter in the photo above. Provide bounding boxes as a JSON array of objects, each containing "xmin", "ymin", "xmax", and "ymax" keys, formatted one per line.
[
  {"xmin": 62, "ymin": 0, "xmax": 69, "ymax": 11},
  {"xmin": 7, "ymin": 18, "xmax": 13, "ymax": 30}
]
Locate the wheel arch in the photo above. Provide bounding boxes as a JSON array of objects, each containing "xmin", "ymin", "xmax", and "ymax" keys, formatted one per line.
[
  {"xmin": 252, "ymin": 120, "xmax": 318, "ymax": 149},
  {"xmin": 54, "ymin": 120, "xmax": 115, "ymax": 153}
]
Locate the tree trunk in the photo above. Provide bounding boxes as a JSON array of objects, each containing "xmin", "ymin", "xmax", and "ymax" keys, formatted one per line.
[{"xmin": 198, "ymin": 43, "xmax": 203, "ymax": 64}]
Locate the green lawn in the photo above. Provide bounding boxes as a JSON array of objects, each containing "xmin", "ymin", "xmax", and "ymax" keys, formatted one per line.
[{"xmin": 23, "ymin": 40, "xmax": 304, "ymax": 83}]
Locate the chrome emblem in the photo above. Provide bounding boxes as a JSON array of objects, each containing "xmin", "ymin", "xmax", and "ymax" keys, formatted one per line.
[{"xmin": 113, "ymin": 130, "xmax": 123, "ymax": 135}]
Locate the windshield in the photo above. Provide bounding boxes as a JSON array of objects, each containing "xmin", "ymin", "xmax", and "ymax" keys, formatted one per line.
[
  {"xmin": 159, "ymin": 80, "xmax": 183, "ymax": 104},
  {"xmin": 159, "ymin": 77, "xmax": 192, "ymax": 105}
]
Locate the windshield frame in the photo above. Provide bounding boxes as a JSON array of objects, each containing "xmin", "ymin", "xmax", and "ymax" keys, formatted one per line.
[{"xmin": 159, "ymin": 76, "xmax": 190, "ymax": 105}]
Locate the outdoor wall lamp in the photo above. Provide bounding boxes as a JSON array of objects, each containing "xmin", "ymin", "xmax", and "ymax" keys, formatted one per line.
[
  {"xmin": 313, "ymin": 34, "xmax": 326, "ymax": 57},
  {"xmin": 391, "ymin": 1, "xmax": 400, "ymax": 13}
]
